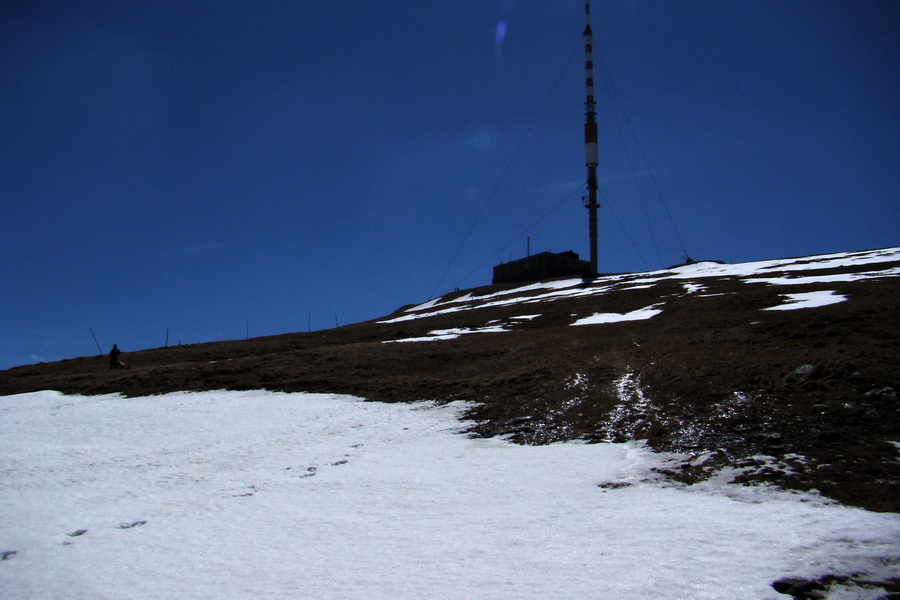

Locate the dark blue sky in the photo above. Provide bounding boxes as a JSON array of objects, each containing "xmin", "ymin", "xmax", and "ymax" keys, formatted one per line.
[{"xmin": 2, "ymin": 1, "xmax": 898, "ymax": 368}]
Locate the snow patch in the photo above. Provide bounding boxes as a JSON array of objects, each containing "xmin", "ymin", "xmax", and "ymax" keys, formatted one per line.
[
  {"xmin": 682, "ymin": 282, "xmax": 706, "ymax": 294},
  {"xmin": 384, "ymin": 323, "xmax": 509, "ymax": 343},
  {"xmin": 600, "ymin": 370, "xmax": 657, "ymax": 442},
  {"xmin": 572, "ymin": 304, "xmax": 663, "ymax": 326},
  {"xmin": 763, "ymin": 290, "xmax": 847, "ymax": 311}
]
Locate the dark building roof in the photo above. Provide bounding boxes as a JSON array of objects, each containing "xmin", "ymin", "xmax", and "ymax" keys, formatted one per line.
[{"xmin": 492, "ymin": 251, "xmax": 590, "ymax": 285}]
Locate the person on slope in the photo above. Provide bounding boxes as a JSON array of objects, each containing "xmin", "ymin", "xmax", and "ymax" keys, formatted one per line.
[{"xmin": 109, "ymin": 344, "xmax": 122, "ymax": 370}]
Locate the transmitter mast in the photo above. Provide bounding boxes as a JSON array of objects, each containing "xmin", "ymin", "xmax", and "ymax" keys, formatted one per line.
[{"xmin": 583, "ymin": 1, "xmax": 600, "ymax": 276}]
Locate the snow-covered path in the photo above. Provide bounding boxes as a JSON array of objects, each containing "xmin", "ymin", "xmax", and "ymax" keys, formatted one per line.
[{"xmin": 1, "ymin": 390, "xmax": 898, "ymax": 599}]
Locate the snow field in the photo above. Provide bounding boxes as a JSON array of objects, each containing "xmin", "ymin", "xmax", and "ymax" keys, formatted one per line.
[{"xmin": 1, "ymin": 390, "xmax": 898, "ymax": 599}]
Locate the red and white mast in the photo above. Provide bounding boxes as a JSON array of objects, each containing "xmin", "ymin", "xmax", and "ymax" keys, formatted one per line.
[{"xmin": 583, "ymin": 1, "xmax": 600, "ymax": 276}]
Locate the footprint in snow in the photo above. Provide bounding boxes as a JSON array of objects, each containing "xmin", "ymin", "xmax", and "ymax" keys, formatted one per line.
[
  {"xmin": 230, "ymin": 485, "xmax": 259, "ymax": 497},
  {"xmin": 1, "ymin": 551, "xmax": 16, "ymax": 561},
  {"xmin": 117, "ymin": 520, "xmax": 147, "ymax": 529},
  {"xmin": 60, "ymin": 529, "xmax": 88, "ymax": 545},
  {"xmin": 298, "ymin": 467, "xmax": 317, "ymax": 478}
]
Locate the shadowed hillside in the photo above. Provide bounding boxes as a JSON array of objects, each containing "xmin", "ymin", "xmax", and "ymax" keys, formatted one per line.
[{"xmin": 2, "ymin": 247, "xmax": 898, "ymax": 512}]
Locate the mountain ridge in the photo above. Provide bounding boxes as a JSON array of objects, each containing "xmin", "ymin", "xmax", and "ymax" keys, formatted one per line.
[{"xmin": 2, "ymin": 246, "xmax": 898, "ymax": 512}]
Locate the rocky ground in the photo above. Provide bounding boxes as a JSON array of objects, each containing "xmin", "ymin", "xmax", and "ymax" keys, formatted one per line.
[{"xmin": 2, "ymin": 249, "xmax": 898, "ymax": 517}]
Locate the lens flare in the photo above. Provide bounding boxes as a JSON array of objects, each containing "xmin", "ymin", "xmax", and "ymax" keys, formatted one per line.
[{"xmin": 494, "ymin": 20, "xmax": 507, "ymax": 55}]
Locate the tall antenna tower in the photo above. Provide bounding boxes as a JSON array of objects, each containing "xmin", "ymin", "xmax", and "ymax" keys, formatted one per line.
[{"xmin": 583, "ymin": 1, "xmax": 599, "ymax": 276}]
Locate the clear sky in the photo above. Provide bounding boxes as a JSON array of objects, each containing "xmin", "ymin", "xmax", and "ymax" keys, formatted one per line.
[{"xmin": 2, "ymin": 1, "xmax": 898, "ymax": 369}]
